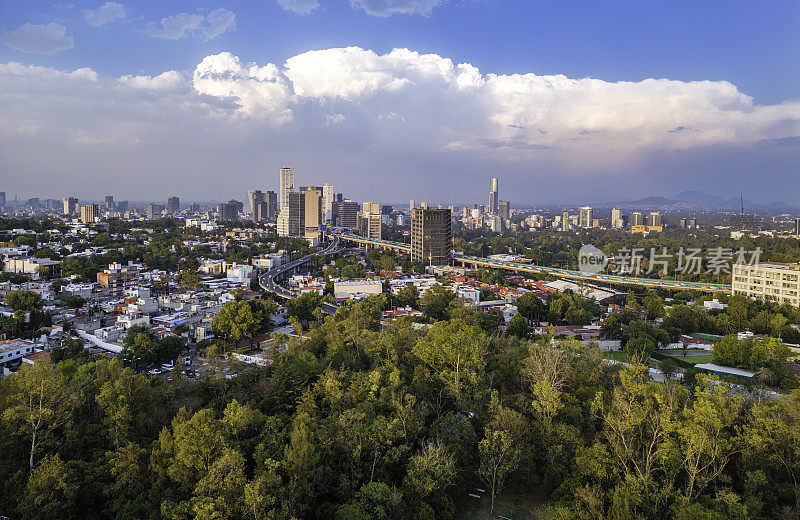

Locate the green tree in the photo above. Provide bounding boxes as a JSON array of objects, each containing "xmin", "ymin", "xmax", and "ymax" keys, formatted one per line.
[
  {"xmin": 507, "ymin": 312, "xmax": 529, "ymax": 338},
  {"xmin": 412, "ymin": 318, "xmax": 488, "ymax": 400},
  {"xmin": 420, "ymin": 284, "xmax": 456, "ymax": 322}
]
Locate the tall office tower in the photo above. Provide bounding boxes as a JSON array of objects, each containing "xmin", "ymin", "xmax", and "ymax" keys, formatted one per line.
[
  {"xmin": 361, "ymin": 201, "xmax": 382, "ymax": 240},
  {"xmin": 688, "ymin": 218, "xmax": 697, "ymax": 228},
  {"xmin": 579, "ymin": 206, "xmax": 593, "ymax": 228},
  {"xmin": 116, "ymin": 200, "xmax": 129, "ymax": 212},
  {"xmin": 247, "ymin": 190, "xmax": 260, "ymax": 214},
  {"xmin": 0, "ymin": 192, "xmax": 5, "ymax": 206},
  {"xmin": 561, "ymin": 209, "xmax": 569, "ymax": 231},
  {"xmin": 218, "ymin": 200, "xmax": 241, "ymax": 221},
  {"xmin": 680, "ymin": 218, "xmax": 687, "ymax": 228},
  {"xmin": 63, "ymin": 197, "xmax": 79, "ymax": 215},
  {"xmin": 104, "ymin": 195, "xmax": 114, "ymax": 210},
  {"xmin": 277, "ymin": 191, "xmax": 305, "ymax": 237},
  {"xmin": 147, "ymin": 203, "xmax": 164, "ymax": 220},
  {"xmin": 611, "ymin": 208, "xmax": 623, "ymax": 228},
  {"xmin": 411, "ymin": 207, "xmax": 452, "ymax": 266},
  {"xmin": 334, "ymin": 200, "xmax": 360, "ymax": 229},
  {"xmin": 279, "ymin": 166, "xmax": 294, "ymax": 211},
  {"xmin": 188, "ymin": 202, "xmax": 200, "ymax": 214},
  {"xmin": 489, "ymin": 178, "xmax": 499, "ymax": 215},
  {"xmin": 301, "ymin": 187, "xmax": 322, "ymax": 239},
  {"xmin": 167, "ymin": 196, "xmax": 180, "ymax": 214},
  {"xmin": 498, "ymin": 200, "xmax": 510, "ymax": 221},
  {"xmin": 794, "ymin": 218, "xmax": 800, "ymax": 236},
  {"xmin": 322, "ymin": 183, "xmax": 334, "ymax": 222},
  {"xmin": 648, "ymin": 212, "xmax": 662, "ymax": 227},
  {"xmin": 80, "ymin": 204, "xmax": 99, "ymax": 224},
  {"xmin": 490, "ymin": 215, "xmax": 503, "ymax": 233},
  {"xmin": 630, "ymin": 212, "xmax": 644, "ymax": 226}
]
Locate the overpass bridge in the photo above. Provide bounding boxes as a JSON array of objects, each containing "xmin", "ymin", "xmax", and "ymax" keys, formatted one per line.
[{"xmin": 333, "ymin": 233, "xmax": 732, "ymax": 294}]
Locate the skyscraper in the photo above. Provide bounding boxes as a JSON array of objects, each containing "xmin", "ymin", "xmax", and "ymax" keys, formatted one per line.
[
  {"xmin": 630, "ymin": 212, "xmax": 644, "ymax": 226},
  {"xmin": 648, "ymin": 212, "xmax": 662, "ymax": 227},
  {"xmin": 794, "ymin": 218, "xmax": 800, "ymax": 236},
  {"xmin": 611, "ymin": 208, "xmax": 623, "ymax": 228},
  {"xmin": 167, "ymin": 196, "xmax": 180, "ymax": 214},
  {"xmin": 80, "ymin": 204, "xmax": 99, "ymax": 224},
  {"xmin": 561, "ymin": 209, "xmax": 569, "ymax": 231},
  {"xmin": 301, "ymin": 187, "xmax": 322, "ymax": 240},
  {"xmin": 334, "ymin": 200, "xmax": 360, "ymax": 229},
  {"xmin": 498, "ymin": 200, "xmax": 510, "ymax": 221},
  {"xmin": 489, "ymin": 178, "xmax": 499, "ymax": 215},
  {"xmin": 147, "ymin": 203, "xmax": 164, "ymax": 220},
  {"xmin": 277, "ymin": 191, "xmax": 305, "ymax": 237},
  {"xmin": 63, "ymin": 197, "xmax": 79, "ymax": 216},
  {"xmin": 579, "ymin": 206, "xmax": 593, "ymax": 228},
  {"xmin": 322, "ymin": 183, "xmax": 334, "ymax": 223},
  {"xmin": 361, "ymin": 202, "xmax": 382, "ymax": 240},
  {"xmin": 411, "ymin": 207, "xmax": 452, "ymax": 266},
  {"xmin": 279, "ymin": 166, "xmax": 294, "ymax": 211},
  {"xmin": 104, "ymin": 195, "xmax": 114, "ymax": 210}
]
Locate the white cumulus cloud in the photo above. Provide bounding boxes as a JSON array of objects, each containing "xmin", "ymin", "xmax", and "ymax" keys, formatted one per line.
[
  {"xmin": 0, "ymin": 23, "xmax": 74, "ymax": 54},
  {"xmin": 2, "ymin": 47, "xmax": 800, "ymax": 201},
  {"xmin": 83, "ymin": 2, "xmax": 126, "ymax": 27},
  {"xmin": 145, "ymin": 10, "xmax": 235, "ymax": 40},
  {"xmin": 349, "ymin": 0, "xmax": 444, "ymax": 17},
  {"xmin": 118, "ymin": 70, "xmax": 186, "ymax": 91},
  {"xmin": 277, "ymin": 0, "xmax": 321, "ymax": 15}
]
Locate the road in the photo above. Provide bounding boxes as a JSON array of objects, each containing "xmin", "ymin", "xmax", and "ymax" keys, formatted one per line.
[
  {"xmin": 259, "ymin": 235, "xmax": 341, "ymax": 314},
  {"xmin": 331, "ymin": 232, "xmax": 732, "ymax": 294}
]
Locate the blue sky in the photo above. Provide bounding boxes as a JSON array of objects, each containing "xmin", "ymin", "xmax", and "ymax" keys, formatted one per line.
[{"xmin": 1, "ymin": 0, "xmax": 799, "ymax": 204}]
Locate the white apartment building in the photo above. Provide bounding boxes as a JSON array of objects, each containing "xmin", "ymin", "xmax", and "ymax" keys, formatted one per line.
[{"xmin": 732, "ymin": 262, "xmax": 800, "ymax": 306}]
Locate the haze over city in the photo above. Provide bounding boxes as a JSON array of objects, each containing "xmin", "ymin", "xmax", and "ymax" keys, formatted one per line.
[{"xmin": 1, "ymin": 0, "xmax": 799, "ymax": 203}]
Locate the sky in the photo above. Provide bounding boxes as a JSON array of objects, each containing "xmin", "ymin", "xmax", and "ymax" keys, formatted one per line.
[{"xmin": 1, "ymin": 0, "xmax": 799, "ymax": 205}]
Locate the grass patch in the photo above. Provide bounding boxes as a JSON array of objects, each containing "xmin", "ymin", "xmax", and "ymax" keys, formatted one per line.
[
  {"xmin": 665, "ymin": 353, "xmax": 715, "ymax": 365},
  {"xmin": 603, "ymin": 351, "xmax": 636, "ymax": 363}
]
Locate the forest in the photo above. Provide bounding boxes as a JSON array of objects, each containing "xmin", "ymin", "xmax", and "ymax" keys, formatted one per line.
[{"xmin": 3, "ymin": 295, "xmax": 800, "ymax": 519}]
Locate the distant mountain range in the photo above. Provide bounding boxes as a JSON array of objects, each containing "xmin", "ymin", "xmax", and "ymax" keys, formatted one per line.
[{"xmin": 595, "ymin": 190, "xmax": 794, "ymax": 211}]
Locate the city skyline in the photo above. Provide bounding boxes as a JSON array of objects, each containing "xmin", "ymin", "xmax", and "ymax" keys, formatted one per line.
[{"xmin": 1, "ymin": 1, "xmax": 799, "ymax": 203}]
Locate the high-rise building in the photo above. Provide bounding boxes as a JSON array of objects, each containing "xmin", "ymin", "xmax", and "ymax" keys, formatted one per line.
[
  {"xmin": 561, "ymin": 210, "xmax": 569, "ymax": 231},
  {"xmin": 301, "ymin": 187, "xmax": 322, "ymax": 239},
  {"xmin": 490, "ymin": 215, "xmax": 503, "ymax": 233},
  {"xmin": 62, "ymin": 197, "xmax": 79, "ymax": 216},
  {"xmin": 248, "ymin": 190, "xmax": 262, "ymax": 217},
  {"xmin": 409, "ymin": 200, "xmax": 415, "ymax": 210},
  {"xmin": 578, "ymin": 206, "xmax": 593, "ymax": 228},
  {"xmin": 411, "ymin": 207, "xmax": 452, "ymax": 266},
  {"xmin": 104, "ymin": 195, "xmax": 114, "ymax": 210},
  {"xmin": 334, "ymin": 200, "xmax": 360, "ymax": 229},
  {"xmin": 0, "ymin": 192, "xmax": 5, "ymax": 206},
  {"xmin": 277, "ymin": 191, "xmax": 305, "ymax": 237},
  {"xmin": 361, "ymin": 202, "xmax": 381, "ymax": 240},
  {"xmin": 167, "ymin": 196, "xmax": 180, "ymax": 214},
  {"xmin": 322, "ymin": 183, "xmax": 334, "ymax": 222},
  {"xmin": 647, "ymin": 212, "xmax": 662, "ymax": 227},
  {"xmin": 688, "ymin": 218, "xmax": 697, "ymax": 229},
  {"xmin": 147, "ymin": 203, "xmax": 164, "ymax": 220},
  {"xmin": 795, "ymin": 218, "xmax": 800, "ymax": 236},
  {"xmin": 279, "ymin": 166, "xmax": 294, "ymax": 211},
  {"xmin": 116, "ymin": 200, "xmax": 129, "ymax": 213},
  {"xmin": 611, "ymin": 208, "xmax": 623, "ymax": 228},
  {"xmin": 630, "ymin": 212, "xmax": 644, "ymax": 226},
  {"xmin": 188, "ymin": 202, "xmax": 200, "ymax": 214},
  {"xmin": 489, "ymin": 178, "xmax": 499, "ymax": 215},
  {"xmin": 80, "ymin": 204, "xmax": 99, "ymax": 224},
  {"xmin": 217, "ymin": 200, "xmax": 241, "ymax": 221},
  {"xmin": 499, "ymin": 200, "xmax": 510, "ymax": 221}
]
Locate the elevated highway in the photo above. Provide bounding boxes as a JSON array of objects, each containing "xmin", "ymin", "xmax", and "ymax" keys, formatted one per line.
[
  {"xmin": 333, "ymin": 233, "xmax": 732, "ymax": 294},
  {"xmin": 259, "ymin": 235, "xmax": 341, "ymax": 314}
]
